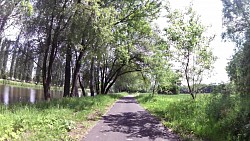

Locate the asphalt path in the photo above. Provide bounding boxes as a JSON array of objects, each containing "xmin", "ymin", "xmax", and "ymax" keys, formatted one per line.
[{"xmin": 83, "ymin": 95, "xmax": 181, "ymax": 141}]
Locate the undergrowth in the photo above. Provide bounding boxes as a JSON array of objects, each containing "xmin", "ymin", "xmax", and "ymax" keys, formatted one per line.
[{"xmin": 136, "ymin": 94, "xmax": 250, "ymax": 141}]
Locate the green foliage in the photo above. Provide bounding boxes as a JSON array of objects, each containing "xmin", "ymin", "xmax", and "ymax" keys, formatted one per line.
[
  {"xmin": 226, "ymin": 47, "xmax": 250, "ymax": 96},
  {"xmin": 164, "ymin": 5, "xmax": 215, "ymax": 98},
  {"xmin": 21, "ymin": 0, "xmax": 33, "ymax": 16},
  {"xmin": 137, "ymin": 94, "xmax": 250, "ymax": 141},
  {"xmin": 212, "ymin": 83, "xmax": 235, "ymax": 95},
  {"xmin": 157, "ymin": 70, "xmax": 180, "ymax": 94},
  {"xmin": 113, "ymin": 72, "xmax": 150, "ymax": 93},
  {"xmin": 222, "ymin": 0, "xmax": 250, "ymax": 97},
  {"xmin": 0, "ymin": 94, "xmax": 124, "ymax": 140}
]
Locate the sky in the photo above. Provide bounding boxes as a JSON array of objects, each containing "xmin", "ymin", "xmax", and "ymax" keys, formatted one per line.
[{"xmin": 156, "ymin": 0, "xmax": 235, "ymax": 84}]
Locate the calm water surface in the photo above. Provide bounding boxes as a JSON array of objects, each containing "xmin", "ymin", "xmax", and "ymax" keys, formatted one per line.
[{"xmin": 0, "ymin": 84, "xmax": 63, "ymax": 105}]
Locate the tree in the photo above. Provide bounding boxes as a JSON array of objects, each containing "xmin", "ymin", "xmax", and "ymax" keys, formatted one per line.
[
  {"xmin": 0, "ymin": 0, "xmax": 164, "ymax": 100},
  {"xmin": 0, "ymin": 39, "xmax": 12, "ymax": 78},
  {"xmin": 164, "ymin": 6, "xmax": 215, "ymax": 99},
  {"xmin": 222, "ymin": 2, "xmax": 250, "ymax": 139},
  {"xmin": 21, "ymin": 0, "xmax": 73, "ymax": 100},
  {"xmin": 90, "ymin": 0, "xmax": 162, "ymax": 94},
  {"xmin": 222, "ymin": 0, "xmax": 250, "ymax": 96}
]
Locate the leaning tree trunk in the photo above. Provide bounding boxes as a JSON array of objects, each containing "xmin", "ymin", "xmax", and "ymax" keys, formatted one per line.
[
  {"xmin": 70, "ymin": 51, "xmax": 84, "ymax": 97},
  {"xmin": 78, "ymin": 74, "xmax": 86, "ymax": 96},
  {"xmin": 185, "ymin": 50, "xmax": 195, "ymax": 100}
]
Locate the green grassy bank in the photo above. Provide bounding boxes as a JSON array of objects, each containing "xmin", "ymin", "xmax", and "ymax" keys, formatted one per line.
[
  {"xmin": 136, "ymin": 94, "xmax": 250, "ymax": 141},
  {"xmin": 0, "ymin": 79, "xmax": 42, "ymax": 88},
  {"xmin": 0, "ymin": 79, "xmax": 63, "ymax": 90},
  {"xmin": 0, "ymin": 93, "xmax": 125, "ymax": 141}
]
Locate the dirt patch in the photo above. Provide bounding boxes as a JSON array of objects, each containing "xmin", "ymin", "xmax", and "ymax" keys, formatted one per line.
[
  {"xmin": 87, "ymin": 110, "xmax": 103, "ymax": 121},
  {"xmin": 69, "ymin": 102, "xmax": 117, "ymax": 140}
]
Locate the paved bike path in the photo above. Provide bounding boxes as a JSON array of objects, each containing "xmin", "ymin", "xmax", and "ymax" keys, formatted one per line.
[{"xmin": 83, "ymin": 95, "xmax": 181, "ymax": 141}]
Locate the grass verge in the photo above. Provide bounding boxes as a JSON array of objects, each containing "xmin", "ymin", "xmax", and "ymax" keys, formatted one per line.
[
  {"xmin": 136, "ymin": 94, "xmax": 250, "ymax": 141},
  {"xmin": 0, "ymin": 93, "xmax": 126, "ymax": 141}
]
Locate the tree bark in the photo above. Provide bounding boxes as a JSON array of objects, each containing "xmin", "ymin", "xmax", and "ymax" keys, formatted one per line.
[
  {"xmin": 42, "ymin": 12, "xmax": 54, "ymax": 101},
  {"xmin": 9, "ymin": 49, "xmax": 16, "ymax": 79},
  {"xmin": 78, "ymin": 74, "xmax": 86, "ymax": 96},
  {"xmin": 70, "ymin": 51, "xmax": 84, "ymax": 97},
  {"xmin": 35, "ymin": 53, "xmax": 43, "ymax": 83},
  {"xmin": 185, "ymin": 50, "xmax": 195, "ymax": 99},
  {"xmin": 63, "ymin": 44, "xmax": 71, "ymax": 97},
  {"xmin": 95, "ymin": 61, "xmax": 100, "ymax": 94},
  {"xmin": 89, "ymin": 57, "xmax": 95, "ymax": 96}
]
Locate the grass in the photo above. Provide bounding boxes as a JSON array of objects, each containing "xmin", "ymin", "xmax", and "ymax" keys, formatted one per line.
[
  {"xmin": 0, "ymin": 93, "xmax": 126, "ymax": 141},
  {"xmin": 136, "ymin": 93, "xmax": 250, "ymax": 141},
  {"xmin": 0, "ymin": 79, "xmax": 62, "ymax": 90}
]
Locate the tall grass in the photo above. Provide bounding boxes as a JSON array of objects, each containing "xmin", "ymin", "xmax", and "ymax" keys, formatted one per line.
[
  {"xmin": 0, "ymin": 94, "xmax": 125, "ymax": 141},
  {"xmin": 136, "ymin": 94, "xmax": 250, "ymax": 141}
]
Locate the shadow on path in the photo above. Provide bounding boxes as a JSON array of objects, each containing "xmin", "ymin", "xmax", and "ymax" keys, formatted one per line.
[
  {"xmin": 102, "ymin": 111, "xmax": 179, "ymax": 140},
  {"xmin": 116, "ymin": 96, "xmax": 138, "ymax": 104}
]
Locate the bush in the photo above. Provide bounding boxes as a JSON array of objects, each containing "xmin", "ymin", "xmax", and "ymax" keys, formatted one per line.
[{"xmin": 158, "ymin": 84, "xmax": 179, "ymax": 95}]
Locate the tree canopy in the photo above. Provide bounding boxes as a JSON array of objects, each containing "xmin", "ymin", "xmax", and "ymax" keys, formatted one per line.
[{"xmin": 0, "ymin": 0, "xmax": 217, "ymax": 99}]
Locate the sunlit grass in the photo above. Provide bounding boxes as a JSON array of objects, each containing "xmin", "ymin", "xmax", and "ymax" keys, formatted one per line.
[
  {"xmin": 136, "ymin": 93, "xmax": 249, "ymax": 141},
  {"xmin": 0, "ymin": 93, "xmax": 125, "ymax": 140}
]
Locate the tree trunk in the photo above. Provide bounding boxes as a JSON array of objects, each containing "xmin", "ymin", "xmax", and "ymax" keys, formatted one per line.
[
  {"xmin": 78, "ymin": 74, "xmax": 86, "ymax": 96},
  {"xmin": 9, "ymin": 35, "xmax": 20, "ymax": 79},
  {"xmin": 152, "ymin": 77, "xmax": 157, "ymax": 95},
  {"xmin": 1, "ymin": 40, "xmax": 10, "ymax": 79},
  {"xmin": 35, "ymin": 53, "xmax": 43, "ymax": 83},
  {"xmin": 95, "ymin": 61, "xmax": 100, "ymax": 94},
  {"xmin": 9, "ymin": 49, "xmax": 16, "ymax": 79},
  {"xmin": 185, "ymin": 50, "xmax": 195, "ymax": 100},
  {"xmin": 13, "ymin": 48, "xmax": 21, "ymax": 80},
  {"xmin": 63, "ymin": 44, "xmax": 71, "ymax": 97},
  {"xmin": 104, "ymin": 72, "xmax": 120, "ymax": 94},
  {"xmin": 89, "ymin": 57, "xmax": 95, "ymax": 96},
  {"xmin": 100, "ymin": 59, "xmax": 109, "ymax": 94},
  {"xmin": 25, "ymin": 43, "xmax": 34, "ymax": 82},
  {"xmin": 42, "ymin": 14, "xmax": 54, "ymax": 101},
  {"xmin": 70, "ymin": 51, "xmax": 84, "ymax": 97},
  {"xmin": 73, "ymin": 76, "xmax": 79, "ymax": 97}
]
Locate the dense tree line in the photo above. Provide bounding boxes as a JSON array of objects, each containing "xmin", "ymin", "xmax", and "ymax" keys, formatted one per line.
[
  {"xmin": 221, "ymin": 0, "xmax": 250, "ymax": 139},
  {"xmin": 0, "ymin": 0, "xmax": 167, "ymax": 100},
  {"xmin": 0, "ymin": 0, "xmax": 216, "ymax": 100}
]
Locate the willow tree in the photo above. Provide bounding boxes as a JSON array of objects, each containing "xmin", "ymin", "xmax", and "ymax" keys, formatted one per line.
[{"xmin": 164, "ymin": 6, "xmax": 215, "ymax": 99}]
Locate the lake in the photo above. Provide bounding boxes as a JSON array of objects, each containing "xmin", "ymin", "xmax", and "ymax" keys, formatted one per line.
[{"xmin": 0, "ymin": 84, "xmax": 63, "ymax": 105}]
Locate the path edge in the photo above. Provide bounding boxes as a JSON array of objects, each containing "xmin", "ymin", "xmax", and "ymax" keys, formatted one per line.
[{"xmin": 82, "ymin": 95, "xmax": 125, "ymax": 139}]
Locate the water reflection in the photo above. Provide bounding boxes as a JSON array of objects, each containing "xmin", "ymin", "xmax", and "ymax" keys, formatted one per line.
[
  {"xmin": 3, "ymin": 86, "xmax": 9, "ymax": 105},
  {"xmin": 0, "ymin": 84, "xmax": 63, "ymax": 105},
  {"xmin": 30, "ymin": 89, "xmax": 36, "ymax": 104}
]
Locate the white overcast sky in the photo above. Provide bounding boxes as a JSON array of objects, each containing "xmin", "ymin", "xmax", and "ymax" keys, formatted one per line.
[{"xmin": 156, "ymin": 0, "xmax": 235, "ymax": 84}]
